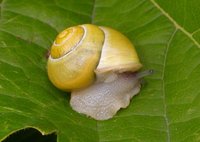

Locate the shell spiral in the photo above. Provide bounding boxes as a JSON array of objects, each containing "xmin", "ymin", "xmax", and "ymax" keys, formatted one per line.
[{"xmin": 47, "ymin": 24, "xmax": 142, "ymax": 91}]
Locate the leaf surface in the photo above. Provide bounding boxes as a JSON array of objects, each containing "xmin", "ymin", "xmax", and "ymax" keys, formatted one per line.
[{"xmin": 0, "ymin": 0, "xmax": 200, "ymax": 141}]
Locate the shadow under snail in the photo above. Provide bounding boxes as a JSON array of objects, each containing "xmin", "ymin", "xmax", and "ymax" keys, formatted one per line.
[{"xmin": 47, "ymin": 24, "xmax": 152, "ymax": 120}]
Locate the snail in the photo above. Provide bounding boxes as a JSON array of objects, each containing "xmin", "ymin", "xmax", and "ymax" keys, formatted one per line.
[{"xmin": 47, "ymin": 24, "xmax": 152, "ymax": 120}]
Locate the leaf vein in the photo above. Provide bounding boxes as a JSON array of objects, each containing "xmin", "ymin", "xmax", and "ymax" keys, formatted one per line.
[
  {"xmin": 91, "ymin": 0, "xmax": 96, "ymax": 23},
  {"xmin": 162, "ymin": 29, "xmax": 178, "ymax": 142},
  {"xmin": 150, "ymin": 0, "xmax": 200, "ymax": 49},
  {"xmin": 53, "ymin": 0, "xmax": 91, "ymax": 17},
  {"xmin": 0, "ymin": 29, "xmax": 46, "ymax": 49}
]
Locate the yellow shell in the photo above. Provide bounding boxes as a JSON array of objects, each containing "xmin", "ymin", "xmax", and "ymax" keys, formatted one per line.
[{"xmin": 47, "ymin": 24, "xmax": 142, "ymax": 91}]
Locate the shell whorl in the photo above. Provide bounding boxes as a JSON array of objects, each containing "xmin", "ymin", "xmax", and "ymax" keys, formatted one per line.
[
  {"xmin": 47, "ymin": 24, "xmax": 105, "ymax": 91},
  {"xmin": 50, "ymin": 26, "xmax": 85, "ymax": 59}
]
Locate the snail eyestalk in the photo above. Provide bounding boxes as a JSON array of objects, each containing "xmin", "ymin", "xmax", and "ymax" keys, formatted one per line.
[{"xmin": 136, "ymin": 69, "xmax": 154, "ymax": 79}]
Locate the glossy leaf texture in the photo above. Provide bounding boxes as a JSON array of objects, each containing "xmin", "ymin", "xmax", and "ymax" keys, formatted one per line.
[{"xmin": 0, "ymin": 0, "xmax": 200, "ymax": 142}]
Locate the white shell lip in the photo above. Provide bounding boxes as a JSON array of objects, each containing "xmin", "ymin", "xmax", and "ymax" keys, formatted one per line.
[
  {"xmin": 95, "ymin": 26, "xmax": 142, "ymax": 75},
  {"xmin": 95, "ymin": 62, "xmax": 142, "ymax": 74}
]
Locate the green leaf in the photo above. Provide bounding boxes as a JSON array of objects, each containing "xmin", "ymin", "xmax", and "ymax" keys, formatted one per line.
[{"xmin": 0, "ymin": 0, "xmax": 200, "ymax": 141}]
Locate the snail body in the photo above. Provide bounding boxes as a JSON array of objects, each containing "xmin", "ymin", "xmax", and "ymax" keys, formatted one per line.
[{"xmin": 47, "ymin": 24, "xmax": 150, "ymax": 120}]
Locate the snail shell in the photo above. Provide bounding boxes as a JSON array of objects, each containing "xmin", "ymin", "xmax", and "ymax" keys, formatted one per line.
[{"xmin": 47, "ymin": 24, "xmax": 148, "ymax": 120}]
